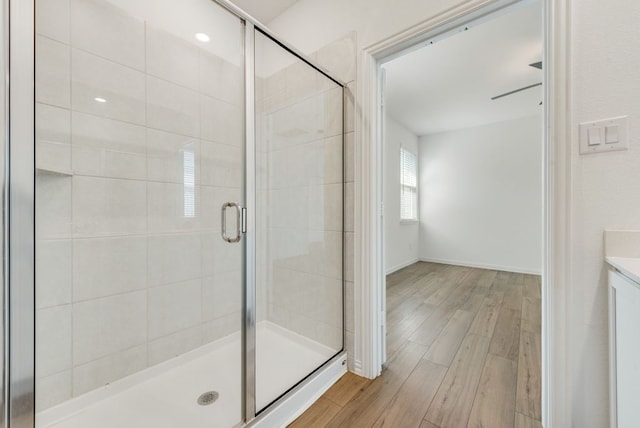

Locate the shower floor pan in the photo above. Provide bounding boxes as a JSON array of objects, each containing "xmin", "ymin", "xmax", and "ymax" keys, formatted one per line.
[{"xmin": 37, "ymin": 322, "xmax": 337, "ymax": 428}]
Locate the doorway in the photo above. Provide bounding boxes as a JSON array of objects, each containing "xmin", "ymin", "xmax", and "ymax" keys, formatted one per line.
[{"xmin": 380, "ymin": 0, "xmax": 544, "ymax": 426}]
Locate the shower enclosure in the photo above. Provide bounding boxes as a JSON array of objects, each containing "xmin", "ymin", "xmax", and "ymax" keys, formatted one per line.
[{"xmin": 1, "ymin": 0, "xmax": 345, "ymax": 426}]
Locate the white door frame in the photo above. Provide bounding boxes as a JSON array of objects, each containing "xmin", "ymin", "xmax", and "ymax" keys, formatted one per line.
[{"xmin": 353, "ymin": 0, "xmax": 572, "ymax": 427}]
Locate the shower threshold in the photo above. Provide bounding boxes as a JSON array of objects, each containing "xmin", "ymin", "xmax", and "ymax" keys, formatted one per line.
[{"xmin": 36, "ymin": 322, "xmax": 340, "ymax": 428}]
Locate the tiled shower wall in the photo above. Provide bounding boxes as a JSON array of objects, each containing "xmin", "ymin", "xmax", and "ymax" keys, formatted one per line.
[
  {"xmin": 256, "ymin": 57, "xmax": 342, "ymax": 350},
  {"xmin": 256, "ymin": 33, "xmax": 356, "ymax": 358},
  {"xmin": 35, "ymin": 0, "xmax": 243, "ymax": 410}
]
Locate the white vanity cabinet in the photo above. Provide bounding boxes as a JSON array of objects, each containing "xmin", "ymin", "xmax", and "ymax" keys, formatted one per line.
[{"xmin": 609, "ymin": 269, "xmax": 640, "ymax": 428}]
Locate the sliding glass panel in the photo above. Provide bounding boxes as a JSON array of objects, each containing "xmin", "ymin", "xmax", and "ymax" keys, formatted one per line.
[
  {"xmin": 34, "ymin": 0, "xmax": 244, "ymax": 426},
  {"xmin": 254, "ymin": 31, "xmax": 344, "ymax": 412}
]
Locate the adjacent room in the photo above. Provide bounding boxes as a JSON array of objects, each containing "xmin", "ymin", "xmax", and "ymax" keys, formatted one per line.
[{"xmin": 382, "ymin": 1, "xmax": 543, "ymax": 425}]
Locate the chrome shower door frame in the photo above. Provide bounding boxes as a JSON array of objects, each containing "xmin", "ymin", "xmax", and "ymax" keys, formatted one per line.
[
  {"xmin": 3, "ymin": 0, "xmax": 36, "ymax": 427},
  {"xmin": 242, "ymin": 20, "xmax": 257, "ymax": 422}
]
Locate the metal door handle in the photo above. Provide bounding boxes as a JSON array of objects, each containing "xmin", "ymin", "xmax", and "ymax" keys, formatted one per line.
[{"xmin": 221, "ymin": 202, "xmax": 242, "ymax": 243}]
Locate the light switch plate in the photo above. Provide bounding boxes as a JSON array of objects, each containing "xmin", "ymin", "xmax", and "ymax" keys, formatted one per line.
[{"xmin": 579, "ymin": 116, "xmax": 628, "ymax": 155}]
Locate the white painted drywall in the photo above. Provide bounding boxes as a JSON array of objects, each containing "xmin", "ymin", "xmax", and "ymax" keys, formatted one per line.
[
  {"xmin": 384, "ymin": 116, "xmax": 419, "ymax": 274},
  {"xmin": 418, "ymin": 115, "xmax": 542, "ymax": 274},
  {"xmin": 570, "ymin": 1, "xmax": 640, "ymax": 426},
  {"xmin": 269, "ymin": 0, "xmax": 640, "ymax": 425},
  {"xmin": 268, "ymin": 0, "xmax": 471, "ymax": 54}
]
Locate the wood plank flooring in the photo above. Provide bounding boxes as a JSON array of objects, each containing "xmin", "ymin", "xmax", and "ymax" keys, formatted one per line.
[{"xmin": 290, "ymin": 262, "xmax": 542, "ymax": 428}]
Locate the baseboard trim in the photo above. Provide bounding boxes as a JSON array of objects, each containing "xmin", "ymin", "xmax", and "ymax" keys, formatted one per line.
[
  {"xmin": 385, "ymin": 258, "xmax": 419, "ymax": 275},
  {"xmin": 418, "ymin": 257, "xmax": 541, "ymax": 275}
]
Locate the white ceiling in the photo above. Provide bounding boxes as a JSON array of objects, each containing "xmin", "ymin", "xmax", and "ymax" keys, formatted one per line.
[
  {"xmin": 383, "ymin": 1, "xmax": 543, "ymax": 136},
  {"xmin": 229, "ymin": 0, "xmax": 300, "ymax": 23}
]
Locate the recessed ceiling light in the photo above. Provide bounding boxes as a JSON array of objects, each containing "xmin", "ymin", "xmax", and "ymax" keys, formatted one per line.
[
  {"xmin": 94, "ymin": 97, "xmax": 107, "ymax": 103},
  {"xmin": 195, "ymin": 33, "xmax": 210, "ymax": 43}
]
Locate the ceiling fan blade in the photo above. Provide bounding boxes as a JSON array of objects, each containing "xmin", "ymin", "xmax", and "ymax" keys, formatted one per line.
[
  {"xmin": 491, "ymin": 82, "xmax": 542, "ymax": 100},
  {"xmin": 529, "ymin": 61, "xmax": 543, "ymax": 69}
]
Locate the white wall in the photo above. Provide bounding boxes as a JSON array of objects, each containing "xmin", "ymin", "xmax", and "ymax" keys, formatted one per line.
[
  {"xmin": 384, "ymin": 116, "xmax": 419, "ymax": 274},
  {"xmin": 269, "ymin": 0, "xmax": 640, "ymax": 425},
  {"xmin": 570, "ymin": 1, "xmax": 640, "ymax": 426},
  {"xmin": 268, "ymin": 0, "xmax": 470, "ymax": 55},
  {"xmin": 418, "ymin": 115, "xmax": 542, "ymax": 274}
]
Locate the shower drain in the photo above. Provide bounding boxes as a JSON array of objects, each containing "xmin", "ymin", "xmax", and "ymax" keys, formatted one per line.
[{"xmin": 197, "ymin": 391, "xmax": 219, "ymax": 406}]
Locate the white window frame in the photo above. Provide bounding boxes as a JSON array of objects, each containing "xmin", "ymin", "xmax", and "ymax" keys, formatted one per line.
[{"xmin": 399, "ymin": 147, "xmax": 418, "ymax": 222}]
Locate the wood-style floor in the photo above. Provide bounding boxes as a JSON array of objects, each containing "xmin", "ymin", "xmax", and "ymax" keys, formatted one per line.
[{"xmin": 289, "ymin": 262, "xmax": 542, "ymax": 428}]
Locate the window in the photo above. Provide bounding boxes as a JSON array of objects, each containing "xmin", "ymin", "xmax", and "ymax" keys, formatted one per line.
[{"xmin": 400, "ymin": 147, "xmax": 418, "ymax": 221}]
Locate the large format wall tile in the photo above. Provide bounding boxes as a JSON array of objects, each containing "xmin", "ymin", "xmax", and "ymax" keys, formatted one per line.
[
  {"xmin": 72, "ymin": 112, "xmax": 146, "ymax": 180},
  {"xmin": 72, "ymin": 344, "xmax": 147, "ymax": 396},
  {"xmin": 36, "ymin": 172, "xmax": 72, "ymax": 239},
  {"xmin": 308, "ymin": 135, "xmax": 343, "ymax": 185},
  {"xmin": 36, "ymin": 370, "xmax": 72, "ymax": 412},
  {"xmin": 201, "ymin": 231, "xmax": 241, "ymax": 276},
  {"xmin": 324, "ymin": 86, "xmax": 344, "ymax": 138},
  {"xmin": 37, "ymin": 0, "xmax": 70, "ymax": 43},
  {"xmin": 71, "ymin": 49, "xmax": 146, "ymax": 124},
  {"xmin": 285, "ymin": 60, "xmax": 320, "ymax": 102},
  {"xmin": 147, "ymin": 76, "xmax": 200, "ymax": 138},
  {"xmin": 36, "ymin": 305, "xmax": 72, "ymax": 378},
  {"xmin": 73, "ymin": 236, "xmax": 147, "ymax": 301},
  {"xmin": 308, "ymin": 183, "xmax": 343, "ymax": 232},
  {"xmin": 148, "ymin": 326, "xmax": 202, "ymax": 366},
  {"xmin": 200, "ymin": 95, "xmax": 242, "ymax": 145},
  {"xmin": 70, "ymin": 0, "xmax": 145, "ymax": 70},
  {"xmin": 36, "ymin": 103, "xmax": 71, "ymax": 175},
  {"xmin": 73, "ymin": 291, "xmax": 147, "ymax": 365},
  {"xmin": 202, "ymin": 270, "xmax": 241, "ymax": 321},
  {"xmin": 36, "ymin": 36, "xmax": 71, "ymax": 108},
  {"xmin": 72, "ymin": 176, "xmax": 147, "ymax": 237},
  {"xmin": 310, "ymin": 230, "xmax": 343, "ymax": 279},
  {"xmin": 270, "ymin": 98, "xmax": 323, "ymax": 150},
  {"xmin": 147, "ymin": 233, "xmax": 202, "ymax": 286},
  {"xmin": 268, "ymin": 228, "xmax": 308, "ymax": 274},
  {"xmin": 147, "ymin": 181, "xmax": 201, "ymax": 233},
  {"xmin": 36, "ymin": 240, "xmax": 72, "ymax": 309},
  {"xmin": 146, "ymin": 25, "xmax": 200, "ymax": 90},
  {"xmin": 202, "ymin": 312, "xmax": 240, "ymax": 344},
  {"xmin": 200, "ymin": 140, "xmax": 241, "ymax": 187},
  {"xmin": 268, "ymin": 187, "xmax": 307, "ymax": 230},
  {"xmin": 199, "ymin": 51, "xmax": 243, "ymax": 106},
  {"xmin": 148, "ymin": 279, "xmax": 203, "ymax": 339},
  {"xmin": 268, "ymin": 136, "xmax": 343, "ymax": 190},
  {"xmin": 147, "ymin": 129, "xmax": 200, "ymax": 184}
]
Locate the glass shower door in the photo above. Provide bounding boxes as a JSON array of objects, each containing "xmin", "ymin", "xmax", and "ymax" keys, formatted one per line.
[
  {"xmin": 254, "ymin": 30, "xmax": 344, "ymax": 412},
  {"xmin": 34, "ymin": 0, "xmax": 245, "ymax": 426}
]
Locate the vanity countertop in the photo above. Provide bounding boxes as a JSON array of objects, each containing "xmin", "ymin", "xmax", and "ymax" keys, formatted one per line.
[
  {"xmin": 604, "ymin": 229, "xmax": 640, "ymax": 286},
  {"xmin": 606, "ymin": 256, "xmax": 640, "ymax": 286}
]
